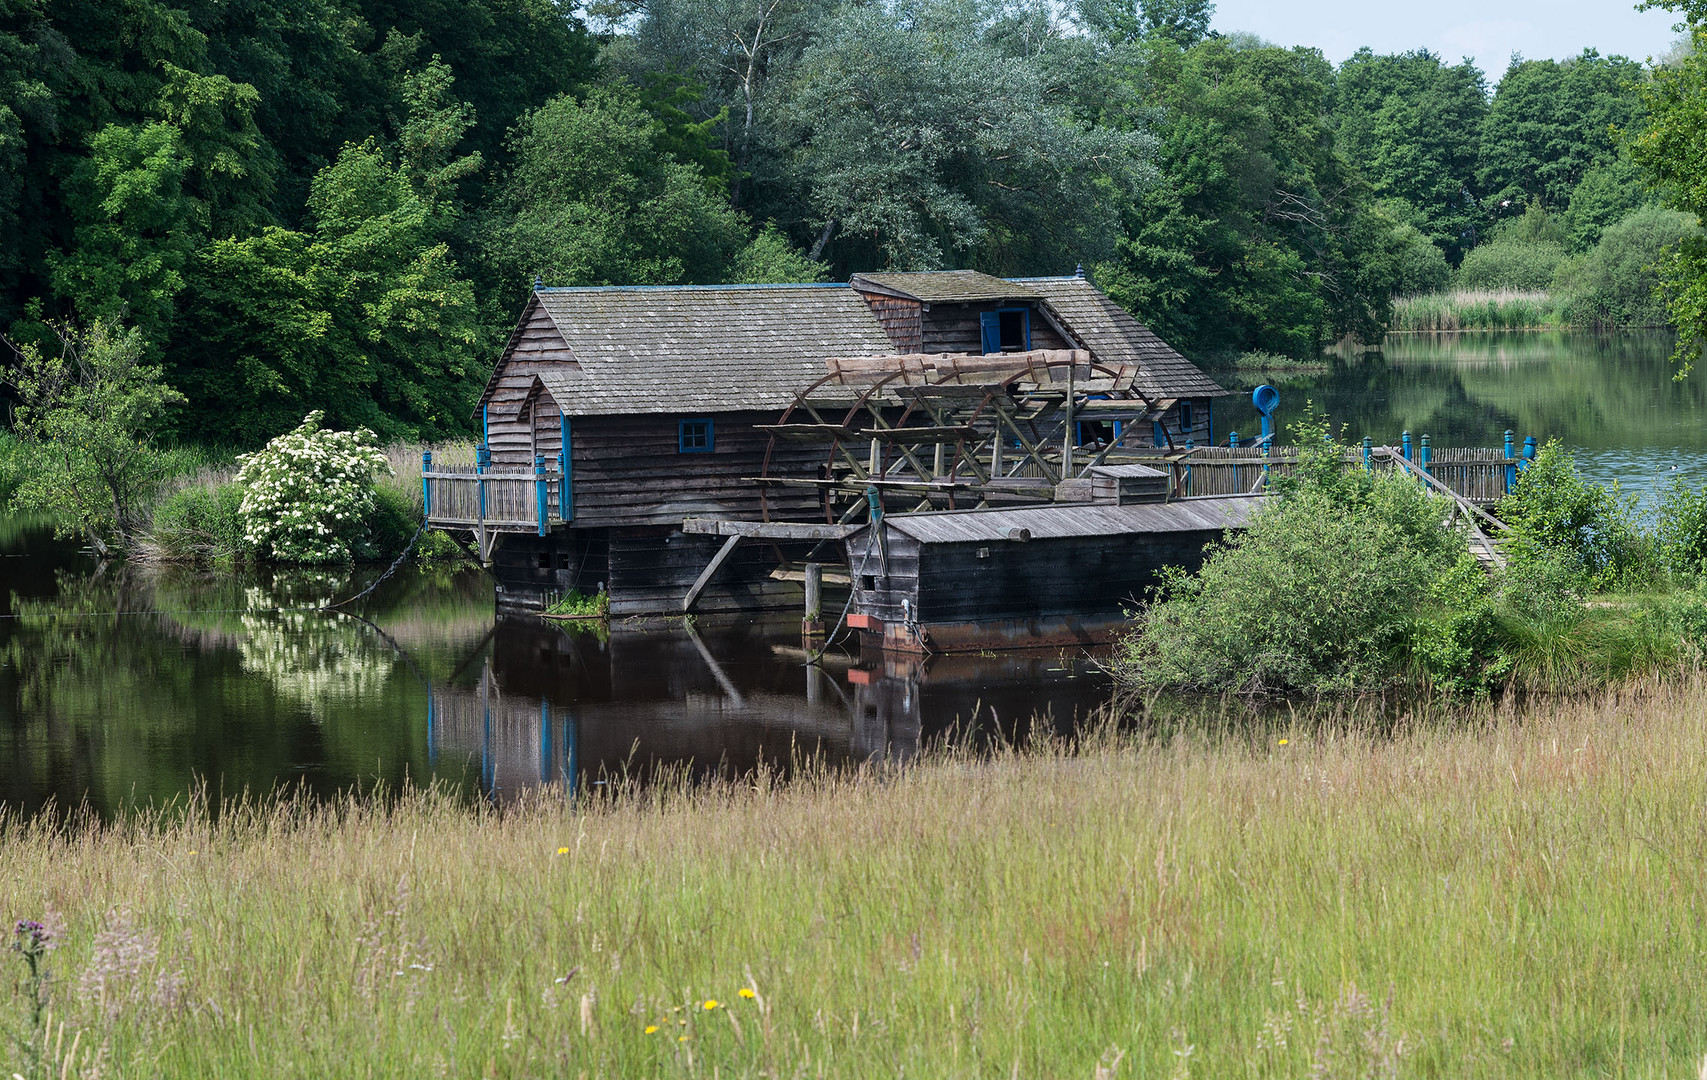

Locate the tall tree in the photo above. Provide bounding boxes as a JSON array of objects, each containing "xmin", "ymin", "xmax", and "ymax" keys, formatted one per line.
[
  {"xmin": 1479, "ymin": 50, "xmax": 1647, "ymax": 222},
  {"xmin": 1333, "ymin": 48, "xmax": 1486, "ymax": 261},
  {"xmin": 1630, "ymin": 0, "xmax": 1707, "ymax": 373},
  {"xmin": 775, "ymin": 0, "xmax": 1150, "ymax": 273},
  {"xmin": 1097, "ymin": 34, "xmax": 1401, "ymax": 359}
]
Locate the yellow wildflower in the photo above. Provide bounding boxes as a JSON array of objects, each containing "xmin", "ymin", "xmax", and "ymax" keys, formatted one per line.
[
  {"xmin": 1278, "ymin": 739, "xmax": 1289, "ymax": 746},
  {"xmin": 644, "ymin": 1026, "xmax": 659, "ymax": 1034},
  {"xmin": 678, "ymin": 1035, "xmax": 690, "ymax": 1042},
  {"xmin": 738, "ymin": 988, "xmax": 756, "ymax": 1000},
  {"xmin": 703, "ymin": 999, "xmax": 719, "ymax": 1010},
  {"xmin": 556, "ymin": 847, "xmax": 569, "ymax": 855}
]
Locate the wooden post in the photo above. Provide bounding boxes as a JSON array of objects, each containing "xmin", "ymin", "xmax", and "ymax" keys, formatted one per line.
[
  {"xmin": 1402, "ymin": 430, "xmax": 1413, "ymax": 463},
  {"xmin": 1062, "ymin": 359, "xmax": 1075, "ymax": 477},
  {"xmin": 475, "ymin": 445, "xmax": 490, "ymax": 562},
  {"xmin": 1419, "ymin": 434, "xmax": 1432, "ymax": 476},
  {"xmin": 535, "ymin": 455, "xmax": 548, "ymax": 536},
  {"xmin": 559, "ymin": 414, "xmax": 573, "ymax": 522},
  {"xmin": 803, "ymin": 561, "xmax": 824, "ymax": 643},
  {"xmin": 1362, "ymin": 436, "xmax": 1373, "ymax": 473},
  {"xmin": 1504, "ymin": 430, "xmax": 1517, "ymax": 492},
  {"xmin": 869, "ymin": 437, "xmax": 881, "ymax": 478},
  {"xmin": 933, "ymin": 442, "xmax": 944, "ymax": 478},
  {"xmin": 421, "ymin": 451, "xmax": 432, "ymax": 519}
]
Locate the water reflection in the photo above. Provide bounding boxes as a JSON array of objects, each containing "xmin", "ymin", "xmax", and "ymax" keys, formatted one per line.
[
  {"xmin": 0, "ymin": 521, "xmax": 1113, "ymax": 816},
  {"xmin": 426, "ymin": 617, "xmax": 1112, "ymax": 803}
]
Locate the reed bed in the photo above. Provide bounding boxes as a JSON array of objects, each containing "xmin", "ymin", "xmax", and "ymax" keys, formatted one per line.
[
  {"xmin": 1390, "ymin": 289, "xmax": 1563, "ymax": 332},
  {"xmin": 3, "ymin": 682, "xmax": 1706, "ymax": 1077}
]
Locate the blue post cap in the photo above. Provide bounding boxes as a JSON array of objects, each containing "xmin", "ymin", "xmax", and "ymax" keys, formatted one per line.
[{"xmin": 1252, "ymin": 385, "xmax": 1279, "ymax": 416}]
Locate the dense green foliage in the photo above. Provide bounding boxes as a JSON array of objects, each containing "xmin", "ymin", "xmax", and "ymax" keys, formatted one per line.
[
  {"xmin": 1118, "ymin": 422, "xmax": 1707, "ymax": 694},
  {"xmin": 1553, "ymin": 206, "xmax": 1698, "ymax": 326},
  {"xmin": 1, "ymin": 320, "xmax": 185, "ymax": 551},
  {"xmin": 0, "ymin": 0, "xmax": 1680, "ymax": 448},
  {"xmin": 1630, "ymin": 0, "xmax": 1707, "ymax": 373}
]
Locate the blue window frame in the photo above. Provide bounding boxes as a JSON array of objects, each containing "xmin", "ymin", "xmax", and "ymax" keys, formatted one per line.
[
  {"xmin": 679, "ymin": 418, "xmax": 714, "ymax": 453},
  {"xmin": 978, "ymin": 307, "xmax": 1032, "ymax": 354},
  {"xmin": 1178, "ymin": 400, "xmax": 1193, "ymax": 433}
]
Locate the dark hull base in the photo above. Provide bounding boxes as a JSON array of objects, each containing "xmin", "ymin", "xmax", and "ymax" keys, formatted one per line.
[
  {"xmin": 859, "ymin": 613, "xmax": 1126, "ymax": 655},
  {"xmin": 491, "ymin": 527, "xmax": 827, "ymax": 617}
]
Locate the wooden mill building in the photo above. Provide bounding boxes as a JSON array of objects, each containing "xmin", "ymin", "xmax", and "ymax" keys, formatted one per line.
[{"xmin": 427, "ymin": 269, "xmax": 1232, "ymax": 618}]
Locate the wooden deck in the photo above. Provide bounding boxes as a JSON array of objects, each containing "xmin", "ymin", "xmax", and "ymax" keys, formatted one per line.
[{"xmin": 1115, "ymin": 444, "xmax": 1516, "ymax": 506}]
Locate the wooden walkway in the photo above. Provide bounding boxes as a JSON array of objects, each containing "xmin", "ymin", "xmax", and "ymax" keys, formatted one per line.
[{"xmin": 1116, "ymin": 444, "xmax": 1516, "ymax": 506}]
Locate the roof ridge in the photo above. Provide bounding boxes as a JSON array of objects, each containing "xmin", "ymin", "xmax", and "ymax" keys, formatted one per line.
[{"xmin": 535, "ymin": 282, "xmax": 849, "ymax": 293}]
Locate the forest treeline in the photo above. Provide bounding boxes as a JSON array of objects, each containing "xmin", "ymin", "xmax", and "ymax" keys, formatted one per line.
[{"xmin": 0, "ymin": 0, "xmax": 1685, "ymax": 443}]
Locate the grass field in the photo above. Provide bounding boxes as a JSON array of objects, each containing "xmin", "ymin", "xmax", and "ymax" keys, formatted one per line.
[{"xmin": 3, "ymin": 680, "xmax": 1706, "ymax": 1078}]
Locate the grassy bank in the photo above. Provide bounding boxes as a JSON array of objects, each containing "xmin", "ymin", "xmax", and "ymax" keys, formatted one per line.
[
  {"xmin": 4, "ymin": 682, "xmax": 1706, "ymax": 1077},
  {"xmin": 1389, "ymin": 289, "xmax": 1564, "ymax": 331}
]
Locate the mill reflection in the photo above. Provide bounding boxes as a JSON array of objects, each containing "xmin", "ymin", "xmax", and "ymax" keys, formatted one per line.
[{"xmin": 427, "ymin": 616, "xmax": 1113, "ymax": 801}]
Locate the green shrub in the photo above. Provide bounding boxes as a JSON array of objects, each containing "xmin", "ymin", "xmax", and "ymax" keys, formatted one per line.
[
  {"xmin": 1553, "ymin": 205, "xmax": 1696, "ymax": 327},
  {"xmin": 149, "ymin": 481, "xmax": 248, "ymax": 562},
  {"xmin": 1455, "ymin": 239, "xmax": 1568, "ymax": 290},
  {"xmin": 0, "ymin": 432, "xmax": 34, "ymax": 508},
  {"xmin": 1408, "ymin": 554, "xmax": 1512, "ymax": 693},
  {"xmin": 1499, "ymin": 439, "xmax": 1653, "ymax": 591},
  {"xmin": 359, "ymin": 484, "xmax": 421, "ymax": 561},
  {"xmin": 1116, "ymin": 412, "xmax": 1462, "ymax": 693},
  {"xmin": 235, "ymin": 411, "xmax": 392, "ymax": 564},
  {"xmin": 1656, "ymin": 475, "xmax": 1707, "ymax": 577}
]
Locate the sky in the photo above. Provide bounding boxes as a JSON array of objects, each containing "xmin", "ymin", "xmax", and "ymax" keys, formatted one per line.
[{"xmin": 1209, "ymin": 0, "xmax": 1683, "ymax": 80}]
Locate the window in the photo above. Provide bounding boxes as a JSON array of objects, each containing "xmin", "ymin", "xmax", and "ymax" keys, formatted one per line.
[
  {"xmin": 678, "ymin": 418, "xmax": 714, "ymax": 453},
  {"xmin": 1178, "ymin": 400, "xmax": 1194, "ymax": 433},
  {"xmin": 979, "ymin": 307, "xmax": 1032, "ymax": 353}
]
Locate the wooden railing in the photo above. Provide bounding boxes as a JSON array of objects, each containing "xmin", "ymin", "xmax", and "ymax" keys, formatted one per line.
[
  {"xmin": 421, "ymin": 455, "xmax": 569, "ymax": 536},
  {"xmin": 1112, "ymin": 442, "xmax": 1521, "ymax": 506}
]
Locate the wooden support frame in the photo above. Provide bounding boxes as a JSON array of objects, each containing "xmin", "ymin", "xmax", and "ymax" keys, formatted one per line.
[{"xmin": 683, "ymin": 534, "xmax": 743, "ymax": 612}]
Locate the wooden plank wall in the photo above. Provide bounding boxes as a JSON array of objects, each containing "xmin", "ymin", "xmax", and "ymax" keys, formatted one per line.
[
  {"xmin": 567, "ymin": 413, "xmax": 824, "ymax": 528},
  {"xmin": 857, "ymin": 292, "xmax": 924, "ymax": 352},
  {"xmin": 915, "ymin": 533, "xmax": 1220, "ymax": 622},
  {"xmin": 918, "ymin": 303, "xmax": 1070, "ymax": 354},
  {"xmin": 486, "ymin": 302, "xmax": 576, "ymax": 465},
  {"xmin": 845, "ymin": 531, "xmax": 924, "ymax": 625}
]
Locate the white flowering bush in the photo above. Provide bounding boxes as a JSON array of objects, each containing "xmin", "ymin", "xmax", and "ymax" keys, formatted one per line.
[{"xmin": 234, "ymin": 412, "xmax": 392, "ymax": 563}]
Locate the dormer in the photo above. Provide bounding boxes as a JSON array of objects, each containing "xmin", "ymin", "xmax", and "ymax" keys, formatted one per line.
[{"xmin": 850, "ymin": 271, "xmax": 1071, "ymax": 355}]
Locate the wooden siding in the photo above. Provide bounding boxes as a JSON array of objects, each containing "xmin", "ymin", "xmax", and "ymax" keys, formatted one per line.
[
  {"xmin": 914, "ymin": 533, "xmax": 1218, "ymax": 621},
  {"xmin": 857, "ymin": 291, "xmax": 924, "ymax": 352},
  {"xmin": 916, "ymin": 302, "xmax": 1069, "ymax": 354},
  {"xmin": 845, "ymin": 531, "xmax": 924, "ymax": 626},
  {"xmin": 844, "ymin": 526, "xmax": 1221, "ymax": 627},
  {"xmin": 563, "ymin": 413, "xmax": 824, "ymax": 529},
  {"xmin": 486, "ymin": 303, "xmax": 576, "ymax": 465}
]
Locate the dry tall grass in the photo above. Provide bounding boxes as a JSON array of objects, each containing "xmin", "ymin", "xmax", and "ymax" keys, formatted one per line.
[
  {"xmin": 1391, "ymin": 289, "xmax": 1563, "ymax": 331},
  {"xmin": 4, "ymin": 681, "xmax": 1706, "ymax": 1077}
]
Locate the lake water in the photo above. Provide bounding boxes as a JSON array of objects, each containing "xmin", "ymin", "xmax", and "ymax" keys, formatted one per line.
[
  {"xmin": 1214, "ymin": 330, "xmax": 1707, "ymax": 500},
  {"xmin": 2, "ymin": 330, "xmax": 1698, "ymax": 817}
]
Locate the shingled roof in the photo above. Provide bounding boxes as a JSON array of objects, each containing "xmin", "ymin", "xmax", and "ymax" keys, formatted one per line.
[
  {"xmin": 479, "ymin": 273, "xmax": 1225, "ymax": 419},
  {"xmin": 1020, "ymin": 277, "xmax": 1231, "ymax": 399},
  {"xmin": 851, "ymin": 270, "xmax": 1041, "ymax": 304},
  {"xmin": 496, "ymin": 284, "xmax": 895, "ymax": 416}
]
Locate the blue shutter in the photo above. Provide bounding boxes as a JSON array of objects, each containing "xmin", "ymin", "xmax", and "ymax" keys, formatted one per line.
[
  {"xmin": 980, "ymin": 311, "xmax": 1000, "ymax": 354},
  {"xmin": 1020, "ymin": 308, "xmax": 1032, "ymax": 350}
]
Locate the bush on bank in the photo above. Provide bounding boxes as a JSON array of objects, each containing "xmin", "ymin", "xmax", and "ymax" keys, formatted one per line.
[
  {"xmin": 145, "ymin": 417, "xmax": 442, "ymax": 566},
  {"xmin": 1115, "ymin": 418, "xmax": 1707, "ymax": 695}
]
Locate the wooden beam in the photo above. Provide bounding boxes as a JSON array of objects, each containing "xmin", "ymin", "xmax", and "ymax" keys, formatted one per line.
[
  {"xmin": 682, "ymin": 518, "xmax": 859, "ymax": 540},
  {"xmin": 683, "ymin": 534, "xmax": 743, "ymax": 613}
]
